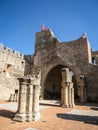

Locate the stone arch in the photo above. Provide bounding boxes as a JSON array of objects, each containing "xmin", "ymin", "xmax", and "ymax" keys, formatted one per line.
[
  {"xmin": 42, "ymin": 64, "xmax": 75, "ymax": 107},
  {"xmin": 44, "ymin": 64, "xmax": 66, "ymax": 99}
]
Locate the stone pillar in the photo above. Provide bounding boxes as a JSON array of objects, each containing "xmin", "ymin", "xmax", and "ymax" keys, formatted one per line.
[
  {"xmin": 18, "ymin": 79, "xmax": 27, "ymax": 114},
  {"xmin": 33, "ymin": 85, "xmax": 40, "ymax": 121},
  {"xmin": 71, "ymin": 87, "xmax": 75, "ymax": 107},
  {"xmin": 13, "ymin": 78, "xmax": 27, "ymax": 122},
  {"xmin": 61, "ymin": 83, "xmax": 69, "ymax": 107},
  {"xmin": 13, "ymin": 73, "xmax": 41, "ymax": 122},
  {"xmin": 61, "ymin": 68, "xmax": 75, "ymax": 108},
  {"xmin": 68, "ymin": 83, "xmax": 72, "ymax": 107},
  {"xmin": 26, "ymin": 83, "xmax": 33, "ymax": 121}
]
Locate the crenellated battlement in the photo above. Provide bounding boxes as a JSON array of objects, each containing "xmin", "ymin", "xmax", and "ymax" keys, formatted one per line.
[{"xmin": 0, "ymin": 44, "xmax": 24, "ymax": 59}]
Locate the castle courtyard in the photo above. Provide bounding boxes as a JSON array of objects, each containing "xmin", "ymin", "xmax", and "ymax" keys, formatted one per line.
[
  {"xmin": 0, "ymin": 100, "xmax": 98, "ymax": 130},
  {"xmin": 0, "ymin": 28, "xmax": 98, "ymax": 130},
  {"xmin": 1, "ymin": 1, "xmax": 98, "ymax": 130}
]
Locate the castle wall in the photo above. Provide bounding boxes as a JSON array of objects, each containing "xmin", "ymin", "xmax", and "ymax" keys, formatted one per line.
[
  {"xmin": 33, "ymin": 29, "xmax": 98, "ymax": 102},
  {"xmin": 24, "ymin": 55, "xmax": 33, "ymax": 75},
  {"xmin": 0, "ymin": 29, "xmax": 98, "ymax": 102},
  {"xmin": 34, "ymin": 30, "xmax": 92, "ymax": 69},
  {"xmin": 0, "ymin": 44, "xmax": 25, "ymax": 100}
]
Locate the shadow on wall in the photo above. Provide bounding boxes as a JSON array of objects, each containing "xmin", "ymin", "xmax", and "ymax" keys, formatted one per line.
[{"xmin": 57, "ymin": 113, "xmax": 98, "ymax": 125}]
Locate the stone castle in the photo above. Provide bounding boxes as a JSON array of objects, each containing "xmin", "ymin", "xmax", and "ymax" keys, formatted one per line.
[{"xmin": 0, "ymin": 28, "xmax": 98, "ymax": 103}]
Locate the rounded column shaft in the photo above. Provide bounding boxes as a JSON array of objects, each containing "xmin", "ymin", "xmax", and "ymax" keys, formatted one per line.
[
  {"xmin": 33, "ymin": 85, "xmax": 40, "ymax": 113},
  {"xmin": 32, "ymin": 85, "xmax": 40, "ymax": 121},
  {"xmin": 18, "ymin": 82, "xmax": 27, "ymax": 114},
  {"xmin": 26, "ymin": 84, "xmax": 33, "ymax": 113},
  {"xmin": 61, "ymin": 84, "xmax": 69, "ymax": 107}
]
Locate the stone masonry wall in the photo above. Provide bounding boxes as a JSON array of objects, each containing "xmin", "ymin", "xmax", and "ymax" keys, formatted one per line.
[
  {"xmin": 33, "ymin": 29, "xmax": 98, "ymax": 102},
  {"xmin": 24, "ymin": 55, "xmax": 33, "ymax": 75},
  {"xmin": 0, "ymin": 44, "xmax": 25, "ymax": 100},
  {"xmin": 0, "ymin": 29, "xmax": 98, "ymax": 102}
]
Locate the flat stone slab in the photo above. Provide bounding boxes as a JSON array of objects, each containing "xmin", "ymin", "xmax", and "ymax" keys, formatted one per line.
[{"xmin": 25, "ymin": 128, "xmax": 40, "ymax": 130}]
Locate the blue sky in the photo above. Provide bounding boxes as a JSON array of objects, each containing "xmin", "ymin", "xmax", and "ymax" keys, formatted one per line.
[{"xmin": 0, "ymin": 0, "xmax": 98, "ymax": 54}]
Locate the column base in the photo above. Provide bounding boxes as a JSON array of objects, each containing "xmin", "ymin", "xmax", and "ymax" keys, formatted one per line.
[
  {"xmin": 61, "ymin": 104, "xmax": 69, "ymax": 108},
  {"xmin": 13, "ymin": 113, "xmax": 26, "ymax": 122},
  {"xmin": 13, "ymin": 112, "xmax": 41, "ymax": 122},
  {"xmin": 33, "ymin": 112, "xmax": 40, "ymax": 121},
  {"xmin": 26, "ymin": 113, "xmax": 33, "ymax": 122},
  {"xmin": 69, "ymin": 104, "xmax": 75, "ymax": 108},
  {"xmin": 61, "ymin": 103, "xmax": 75, "ymax": 108}
]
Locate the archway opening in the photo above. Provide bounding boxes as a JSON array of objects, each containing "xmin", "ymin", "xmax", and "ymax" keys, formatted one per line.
[{"xmin": 44, "ymin": 65, "xmax": 65, "ymax": 100}]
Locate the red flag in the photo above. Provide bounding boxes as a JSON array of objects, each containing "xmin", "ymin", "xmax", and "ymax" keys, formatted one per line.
[{"xmin": 42, "ymin": 24, "xmax": 45, "ymax": 31}]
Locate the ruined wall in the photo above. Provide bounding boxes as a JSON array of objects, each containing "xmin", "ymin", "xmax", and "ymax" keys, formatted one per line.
[
  {"xmin": 33, "ymin": 29, "xmax": 98, "ymax": 102},
  {"xmin": 34, "ymin": 30, "xmax": 92, "ymax": 69},
  {"xmin": 24, "ymin": 55, "xmax": 33, "ymax": 75},
  {"xmin": 0, "ymin": 28, "xmax": 98, "ymax": 102},
  {"xmin": 60, "ymin": 35, "xmax": 92, "ymax": 65},
  {"xmin": 0, "ymin": 44, "xmax": 25, "ymax": 100},
  {"xmin": 92, "ymin": 51, "xmax": 98, "ymax": 64}
]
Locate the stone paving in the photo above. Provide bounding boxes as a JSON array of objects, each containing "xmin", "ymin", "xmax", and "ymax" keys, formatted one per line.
[
  {"xmin": 0, "ymin": 100, "xmax": 98, "ymax": 130},
  {"xmin": 0, "ymin": 100, "xmax": 52, "ymax": 111}
]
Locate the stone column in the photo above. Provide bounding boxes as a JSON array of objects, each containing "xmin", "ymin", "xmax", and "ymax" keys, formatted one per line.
[
  {"xmin": 33, "ymin": 85, "xmax": 40, "ymax": 121},
  {"xmin": 18, "ymin": 79, "xmax": 27, "ymax": 114},
  {"xmin": 71, "ymin": 88, "xmax": 73, "ymax": 107},
  {"xmin": 26, "ymin": 82, "xmax": 33, "ymax": 121},
  {"xmin": 13, "ymin": 69, "xmax": 41, "ymax": 122},
  {"xmin": 61, "ymin": 68, "xmax": 69, "ymax": 107},
  {"xmin": 61, "ymin": 68, "xmax": 75, "ymax": 108},
  {"xmin": 68, "ymin": 84, "xmax": 72, "ymax": 107},
  {"xmin": 13, "ymin": 78, "xmax": 27, "ymax": 122},
  {"xmin": 64, "ymin": 84, "xmax": 69, "ymax": 107},
  {"xmin": 61, "ymin": 83, "xmax": 69, "ymax": 107}
]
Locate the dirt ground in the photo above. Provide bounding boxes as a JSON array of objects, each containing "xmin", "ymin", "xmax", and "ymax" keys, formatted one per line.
[{"xmin": 0, "ymin": 100, "xmax": 98, "ymax": 130}]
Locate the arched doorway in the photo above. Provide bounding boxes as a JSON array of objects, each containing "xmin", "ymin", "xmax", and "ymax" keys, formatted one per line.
[
  {"xmin": 44, "ymin": 65, "xmax": 75, "ymax": 107},
  {"xmin": 44, "ymin": 65, "xmax": 65, "ymax": 100}
]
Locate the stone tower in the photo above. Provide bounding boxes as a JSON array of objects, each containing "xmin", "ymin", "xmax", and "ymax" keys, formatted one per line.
[{"xmin": 32, "ymin": 28, "xmax": 98, "ymax": 103}]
